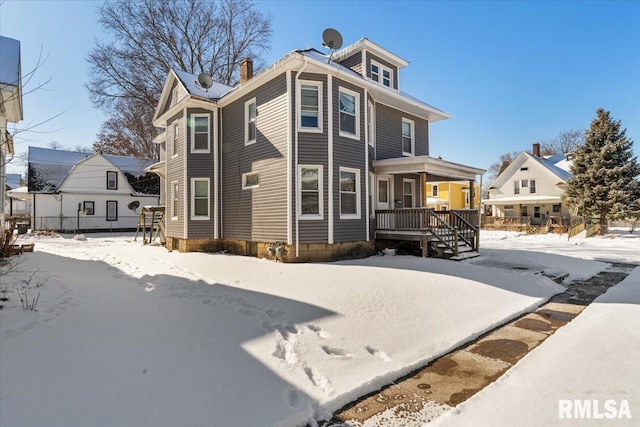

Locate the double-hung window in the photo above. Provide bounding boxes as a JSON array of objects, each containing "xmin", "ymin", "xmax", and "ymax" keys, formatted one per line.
[
  {"xmin": 514, "ymin": 180, "xmax": 520, "ymax": 195},
  {"xmin": 339, "ymin": 88, "xmax": 359, "ymax": 139},
  {"xmin": 245, "ymin": 99, "xmax": 257, "ymax": 145},
  {"xmin": 191, "ymin": 114, "xmax": 210, "ymax": 153},
  {"xmin": 107, "ymin": 171, "xmax": 118, "ymax": 190},
  {"xmin": 298, "ymin": 82, "xmax": 322, "ymax": 132},
  {"xmin": 402, "ymin": 118, "xmax": 414, "ymax": 156},
  {"xmin": 106, "ymin": 201, "xmax": 118, "ymax": 221},
  {"xmin": 432, "ymin": 185, "xmax": 438, "ymax": 197},
  {"xmin": 367, "ymin": 101, "xmax": 375, "ymax": 147},
  {"xmin": 191, "ymin": 178, "xmax": 210, "ymax": 220},
  {"xmin": 530, "ymin": 179, "xmax": 537, "ymax": 194},
  {"xmin": 339, "ymin": 167, "xmax": 360, "ymax": 219},
  {"xmin": 299, "ymin": 166, "xmax": 323, "ymax": 219},
  {"xmin": 403, "ymin": 179, "xmax": 415, "ymax": 208},
  {"xmin": 171, "ymin": 181, "xmax": 179, "ymax": 220},
  {"xmin": 172, "ymin": 122, "xmax": 179, "ymax": 157},
  {"xmin": 83, "ymin": 201, "xmax": 94, "ymax": 215}
]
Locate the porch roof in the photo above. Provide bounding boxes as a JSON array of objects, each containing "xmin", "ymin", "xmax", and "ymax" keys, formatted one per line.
[
  {"xmin": 145, "ymin": 161, "xmax": 166, "ymax": 179},
  {"xmin": 483, "ymin": 195, "xmax": 561, "ymax": 205},
  {"xmin": 373, "ymin": 156, "xmax": 485, "ymax": 181}
]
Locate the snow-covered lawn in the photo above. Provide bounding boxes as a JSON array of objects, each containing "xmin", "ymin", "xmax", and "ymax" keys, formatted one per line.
[{"xmin": 1, "ymin": 230, "xmax": 638, "ymax": 426}]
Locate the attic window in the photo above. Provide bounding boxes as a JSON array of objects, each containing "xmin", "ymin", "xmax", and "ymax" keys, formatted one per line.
[
  {"xmin": 370, "ymin": 60, "xmax": 393, "ymax": 88},
  {"xmin": 107, "ymin": 171, "xmax": 118, "ymax": 190},
  {"xmin": 520, "ymin": 167, "xmax": 528, "ymax": 171}
]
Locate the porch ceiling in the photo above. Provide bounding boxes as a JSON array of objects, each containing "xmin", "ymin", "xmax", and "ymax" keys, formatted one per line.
[
  {"xmin": 483, "ymin": 195, "xmax": 561, "ymax": 205},
  {"xmin": 373, "ymin": 155, "xmax": 485, "ymax": 181}
]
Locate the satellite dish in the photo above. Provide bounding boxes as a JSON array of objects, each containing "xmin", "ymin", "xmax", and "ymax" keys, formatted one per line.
[
  {"xmin": 197, "ymin": 72, "xmax": 213, "ymax": 90},
  {"xmin": 322, "ymin": 28, "xmax": 343, "ymax": 50},
  {"xmin": 128, "ymin": 201, "xmax": 140, "ymax": 212}
]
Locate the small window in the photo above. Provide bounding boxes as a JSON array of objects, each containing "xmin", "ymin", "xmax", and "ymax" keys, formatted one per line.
[
  {"xmin": 371, "ymin": 60, "xmax": 393, "ymax": 88},
  {"xmin": 521, "ymin": 179, "xmax": 528, "ymax": 188},
  {"xmin": 520, "ymin": 167, "xmax": 528, "ymax": 171},
  {"xmin": 83, "ymin": 201, "xmax": 94, "ymax": 215},
  {"xmin": 172, "ymin": 122, "xmax": 179, "ymax": 157},
  {"xmin": 242, "ymin": 172, "xmax": 260, "ymax": 189},
  {"xmin": 171, "ymin": 181, "xmax": 179, "ymax": 220},
  {"xmin": 339, "ymin": 88, "xmax": 359, "ymax": 139},
  {"xmin": 299, "ymin": 166, "xmax": 323, "ymax": 219},
  {"xmin": 107, "ymin": 171, "xmax": 118, "ymax": 190},
  {"xmin": 340, "ymin": 167, "xmax": 360, "ymax": 219},
  {"xmin": 514, "ymin": 180, "xmax": 520, "ymax": 195},
  {"xmin": 245, "ymin": 99, "xmax": 257, "ymax": 145},
  {"xmin": 106, "ymin": 200, "xmax": 118, "ymax": 221},
  {"xmin": 191, "ymin": 178, "xmax": 210, "ymax": 219},
  {"xmin": 432, "ymin": 184, "xmax": 438, "ymax": 197},
  {"xmin": 191, "ymin": 114, "xmax": 210, "ymax": 152},
  {"xmin": 382, "ymin": 69, "xmax": 391, "ymax": 87},
  {"xmin": 402, "ymin": 118, "xmax": 414, "ymax": 156},
  {"xmin": 534, "ymin": 206, "xmax": 541, "ymax": 218},
  {"xmin": 530, "ymin": 179, "xmax": 537, "ymax": 194},
  {"xmin": 367, "ymin": 101, "xmax": 375, "ymax": 147},
  {"xmin": 553, "ymin": 204, "xmax": 560, "ymax": 213},
  {"xmin": 371, "ymin": 63, "xmax": 379, "ymax": 82},
  {"xmin": 298, "ymin": 82, "xmax": 322, "ymax": 131}
]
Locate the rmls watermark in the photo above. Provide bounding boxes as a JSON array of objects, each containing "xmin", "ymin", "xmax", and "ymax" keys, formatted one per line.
[{"xmin": 559, "ymin": 399, "xmax": 632, "ymax": 419}]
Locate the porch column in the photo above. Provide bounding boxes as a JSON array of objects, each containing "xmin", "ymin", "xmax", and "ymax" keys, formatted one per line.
[
  {"xmin": 469, "ymin": 179, "xmax": 476, "ymax": 210},
  {"xmin": 420, "ymin": 172, "xmax": 427, "ymax": 207}
]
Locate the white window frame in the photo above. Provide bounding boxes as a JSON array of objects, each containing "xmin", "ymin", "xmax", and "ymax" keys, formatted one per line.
[
  {"xmin": 367, "ymin": 101, "xmax": 375, "ymax": 147},
  {"xmin": 514, "ymin": 180, "xmax": 520, "ymax": 195},
  {"xmin": 106, "ymin": 171, "xmax": 118, "ymax": 190},
  {"xmin": 297, "ymin": 80, "xmax": 323, "ymax": 133},
  {"xmin": 339, "ymin": 167, "xmax": 361, "ymax": 219},
  {"xmin": 171, "ymin": 181, "xmax": 179, "ymax": 220},
  {"xmin": 402, "ymin": 178, "xmax": 415, "ymax": 208},
  {"xmin": 190, "ymin": 178, "xmax": 210, "ymax": 220},
  {"xmin": 338, "ymin": 87, "xmax": 360, "ymax": 140},
  {"xmin": 298, "ymin": 165, "xmax": 323, "ymax": 220},
  {"xmin": 371, "ymin": 60, "xmax": 393, "ymax": 88},
  {"xmin": 190, "ymin": 113, "xmax": 210, "ymax": 153},
  {"xmin": 402, "ymin": 118, "xmax": 415, "ymax": 156},
  {"xmin": 242, "ymin": 171, "xmax": 260, "ymax": 189},
  {"xmin": 530, "ymin": 179, "xmax": 537, "ymax": 194},
  {"xmin": 245, "ymin": 98, "xmax": 257, "ymax": 145},
  {"xmin": 172, "ymin": 121, "xmax": 179, "ymax": 158},
  {"xmin": 432, "ymin": 184, "xmax": 438, "ymax": 198},
  {"xmin": 369, "ymin": 172, "xmax": 375, "ymax": 218}
]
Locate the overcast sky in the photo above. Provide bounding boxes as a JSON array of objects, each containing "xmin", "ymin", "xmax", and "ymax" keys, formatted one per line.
[{"xmin": 2, "ymin": 0, "xmax": 639, "ymax": 176}]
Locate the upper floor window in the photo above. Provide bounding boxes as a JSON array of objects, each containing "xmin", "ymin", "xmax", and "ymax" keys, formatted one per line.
[
  {"xmin": 191, "ymin": 178, "xmax": 210, "ymax": 220},
  {"xmin": 432, "ymin": 184, "xmax": 438, "ymax": 197},
  {"xmin": 367, "ymin": 101, "xmax": 375, "ymax": 147},
  {"xmin": 371, "ymin": 60, "xmax": 393, "ymax": 88},
  {"xmin": 245, "ymin": 99, "xmax": 257, "ymax": 145},
  {"xmin": 242, "ymin": 172, "xmax": 260, "ymax": 189},
  {"xmin": 521, "ymin": 179, "xmax": 529, "ymax": 188},
  {"xmin": 402, "ymin": 118, "xmax": 414, "ymax": 156},
  {"xmin": 514, "ymin": 180, "xmax": 520, "ymax": 195},
  {"xmin": 107, "ymin": 171, "xmax": 118, "ymax": 190},
  {"xmin": 191, "ymin": 114, "xmax": 210, "ymax": 153},
  {"xmin": 298, "ymin": 82, "xmax": 322, "ymax": 132},
  {"xmin": 299, "ymin": 165, "xmax": 323, "ymax": 219},
  {"xmin": 339, "ymin": 88, "xmax": 360, "ymax": 140},
  {"xmin": 172, "ymin": 122, "xmax": 179, "ymax": 157},
  {"xmin": 530, "ymin": 179, "xmax": 537, "ymax": 194},
  {"xmin": 340, "ymin": 167, "xmax": 360, "ymax": 219}
]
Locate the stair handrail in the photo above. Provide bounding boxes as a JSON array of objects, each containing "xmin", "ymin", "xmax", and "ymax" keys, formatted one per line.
[
  {"xmin": 450, "ymin": 210, "xmax": 477, "ymax": 249},
  {"xmin": 423, "ymin": 209, "xmax": 458, "ymax": 255}
]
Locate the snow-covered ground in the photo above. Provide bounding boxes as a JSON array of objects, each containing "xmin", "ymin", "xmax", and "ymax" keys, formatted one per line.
[{"xmin": 0, "ymin": 230, "xmax": 638, "ymax": 426}]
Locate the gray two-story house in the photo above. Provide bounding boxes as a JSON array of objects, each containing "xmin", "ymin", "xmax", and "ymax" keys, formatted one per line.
[{"xmin": 149, "ymin": 38, "xmax": 485, "ymax": 261}]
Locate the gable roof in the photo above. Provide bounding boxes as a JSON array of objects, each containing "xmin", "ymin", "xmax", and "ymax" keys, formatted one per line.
[
  {"xmin": 489, "ymin": 151, "xmax": 573, "ymax": 190},
  {"xmin": 27, "ymin": 147, "xmax": 159, "ymax": 195},
  {"xmin": 332, "ymin": 37, "xmax": 409, "ymax": 68}
]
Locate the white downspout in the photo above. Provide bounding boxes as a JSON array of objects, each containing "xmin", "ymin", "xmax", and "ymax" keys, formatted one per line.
[{"xmin": 294, "ymin": 57, "xmax": 309, "ymax": 258}]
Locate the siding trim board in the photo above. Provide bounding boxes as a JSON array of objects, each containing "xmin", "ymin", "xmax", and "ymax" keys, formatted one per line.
[
  {"xmin": 327, "ymin": 74, "xmax": 334, "ymax": 244},
  {"xmin": 286, "ymin": 70, "xmax": 293, "ymax": 245}
]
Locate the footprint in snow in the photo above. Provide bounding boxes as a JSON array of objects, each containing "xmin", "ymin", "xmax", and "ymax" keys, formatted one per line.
[
  {"xmin": 284, "ymin": 388, "xmax": 302, "ymax": 408},
  {"xmin": 321, "ymin": 345, "xmax": 352, "ymax": 358},
  {"xmin": 366, "ymin": 346, "xmax": 392, "ymax": 362},
  {"xmin": 145, "ymin": 283, "xmax": 155, "ymax": 292}
]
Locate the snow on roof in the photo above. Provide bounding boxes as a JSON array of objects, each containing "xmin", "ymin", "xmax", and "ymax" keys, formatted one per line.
[
  {"xmin": 0, "ymin": 36, "xmax": 20, "ymax": 86},
  {"xmin": 27, "ymin": 147, "xmax": 158, "ymax": 194},
  {"xmin": 531, "ymin": 153, "xmax": 572, "ymax": 181},
  {"xmin": 173, "ymin": 69, "xmax": 234, "ymax": 101}
]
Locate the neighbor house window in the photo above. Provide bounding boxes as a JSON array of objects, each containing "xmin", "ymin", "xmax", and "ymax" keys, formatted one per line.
[
  {"xmin": 242, "ymin": 172, "xmax": 260, "ymax": 189},
  {"xmin": 172, "ymin": 122, "xmax": 179, "ymax": 157},
  {"xmin": 298, "ymin": 82, "xmax": 322, "ymax": 131},
  {"xmin": 83, "ymin": 201, "xmax": 94, "ymax": 215},
  {"xmin": 553, "ymin": 204, "xmax": 561, "ymax": 213},
  {"xmin": 514, "ymin": 180, "xmax": 520, "ymax": 195},
  {"xmin": 245, "ymin": 99, "xmax": 257, "ymax": 145},
  {"xmin": 464, "ymin": 191, "xmax": 470, "ymax": 206},
  {"xmin": 106, "ymin": 201, "xmax": 118, "ymax": 221},
  {"xmin": 534, "ymin": 206, "xmax": 541, "ymax": 218},
  {"xmin": 521, "ymin": 205, "xmax": 529, "ymax": 217},
  {"xmin": 403, "ymin": 179, "xmax": 415, "ymax": 208},
  {"xmin": 367, "ymin": 101, "xmax": 375, "ymax": 147},
  {"xmin": 339, "ymin": 88, "xmax": 359, "ymax": 139},
  {"xmin": 171, "ymin": 181, "xmax": 179, "ymax": 220},
  {"xmin": 402, "ymin": 118, "xmax": 414, "ymax": 156},
  {"xmin": 339, "ymin": 167, "xmax": 360, "ymax": 219},
  {"xmin": 371, "ymin": 61, "xmax": 393, "ymax": 88},
  {"xmin": 432, "ymin": 184, "xmax": 438, "ymax": 197},
  {"xmin": 521, "ymin": 179, "xmax": 528, "ymax": 188},
  {"xmin": 504, "ymin": 205, "xmax": 515, "ymax": 217},
  {"xmin": 299, "ymin": 165, "xmax": 323, "ymax": 219},
  {"xmin": 191, "ymin": 178, "xmax": 210, "ymax": 219},
  {"xmin": 107, "ymin": 171, "xmax": 118, "ymax": 190},
  {"xmin": 191, "ymin": 114, "xmax": 210, "ymax": 152},
  {"xmin": 530, "ymin": 179, "xmax": 537, "ymax": 194}
]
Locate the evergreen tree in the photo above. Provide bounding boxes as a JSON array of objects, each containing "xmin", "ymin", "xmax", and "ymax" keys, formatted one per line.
[{"xmin": 563, "ymin": 109, "xmax": 640, "ymax": 232}]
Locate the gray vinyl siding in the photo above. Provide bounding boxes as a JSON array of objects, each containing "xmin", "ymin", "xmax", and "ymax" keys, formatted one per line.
[
  {"xmin": 392, "ymin": 174, "xmax": 422, "ymax": 209},
  {"xmin": 339, "ymin": 53, "xmax": 363, "ymax": 76},
  {"xmin": 161, "ymin": 80, "xmax": 187, "ymax": 115},
  {"xmin": 333, "ymin": 78, "xmax": 367, "ymax": 242},
  {"xmin": 374, "ymin": 104, "xmax": 429, "ymax": 160},
  {"xmin": 166, "ymin": 112, "xmax": 185, "ymax": 238},
  {"xmin": 293, "ymin": 73, "xmax": 329, "ymax": 243},
  {"xmin": 185, "ymin": 108, "xmax": 215, "ymax": 238},
  {"xmin": 222, "ymin": 73, "xmax": 288, "ymax": 242},
  {"xmin": 365, "ymin": 52, "xmax": 398, "ymax": 91}
]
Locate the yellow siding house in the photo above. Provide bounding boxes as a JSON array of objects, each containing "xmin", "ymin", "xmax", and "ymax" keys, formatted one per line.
[{"xmin": 425, "ymin": 181, "xmax": 481, "ymax": 210}]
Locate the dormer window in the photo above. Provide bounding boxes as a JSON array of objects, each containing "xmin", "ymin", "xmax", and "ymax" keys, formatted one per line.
[{"xmin": 371, "ymin": 60, "xmax": 393, "ymax": 88}]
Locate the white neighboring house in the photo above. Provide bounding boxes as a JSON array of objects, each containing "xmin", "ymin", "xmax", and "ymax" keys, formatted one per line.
[
  {"xmin": 28, "ymin": 147, "xmax": 160, "ymax": 232},
  {"xmin": 485, "ymin": 143, "xmax": 573, "ymax": 225},
  {"xmin": 1, "ymin": 36, "xmax": 23, "ymax": 236},
  {"xmin": 4, "ymin": 173, "xmax": 29, "ymax": 216}
]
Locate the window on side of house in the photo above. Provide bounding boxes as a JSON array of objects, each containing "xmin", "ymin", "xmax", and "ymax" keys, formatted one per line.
[
  {"xmin": 107, "ymin": 171, "xmax": 118, "ymax": 190},
  {"xmin": 402, "ymin": 118, "xmax": 414, "ymax": 156},
  {"xmin": 371, "ymin": 63, "xmax": 379, "ymax": 83},
  {"xmin": 245, "ymin": 99, "xmax": 257, "ymax": 145},
  {"xmin": 367, "ymin": 101, "xmax": 375, "ymax": 147},
  {"xmin": 298, "ymin": 82, "xmax": 322, "ymax": 132},
  {"xmin": 172, "ymin": 122, "xmax": 179, "ymax": 157},
  {"xmin": 371, "ymin": 60, "xmax": 393, "ymax": 88},
  {"xmin": 553, "ymin": 204, "xmax": 560, "ymax": 213},
  {"xmin": 299, "ymin": 165, "xmax": 323, "ymax": 219},
  {"xmin": 521, "ymin": 179, "xmax": 528, "ymax": 188},
  {"xmin": 83, "ymin": 201, "xmax": 94, "ymax": 215},
  {"xmin": 339, "ymin": 88, "xmax": 359, "ymax": 139},
  {"xmin": 339, "ymin": 167, "xmax": 360, "ymax": 219},
  {"xmin": 242, "ymin": 172, "xmax": 260, "ymax": 189},
  {"xmin": 432, "ymin": 184, "xmax": 438, "ymax": 197},
  {"xmin": 171, "ymin": 181, "xmax": 179, "ymax": 220},
  {"xmin": 191, "ymin": 114, "xmax": 210, "ymax": 153},
  {"xmin": 191, "ymin": 178, "xmax": 210, "ymax": 220},
  {"xmin": 106, "ymin": 200, "xmax": 118, "ymax": 221},
  {"xmin": 403, "ymin": 179, "xmax": 415, "ymax": 208},
  {"xmin": 514, "ymin": 180, "xmax": 520, "ymax": 195},
  {"xmin": 530, "ymin": 179, "xmax": 537, "ymax": 194}
]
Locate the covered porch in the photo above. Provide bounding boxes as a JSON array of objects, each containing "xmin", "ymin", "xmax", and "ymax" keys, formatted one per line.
[{"xmin": 372, "ymin": 156, "xmax": 485, "ymax": 259}]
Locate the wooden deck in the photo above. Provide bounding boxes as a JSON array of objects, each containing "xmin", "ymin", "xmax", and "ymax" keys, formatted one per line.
[{"xmin": 375, "ymin": 208, "xmax": 480, "ymax": 259}]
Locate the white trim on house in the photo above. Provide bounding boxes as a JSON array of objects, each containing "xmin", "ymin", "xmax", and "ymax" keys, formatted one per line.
[
  {"xmin": 401, "ymin": 117, "xmax": 415, "ymax": 157},
  {"xmin": 189, "ymin": 113, "xmax": 211, "ymax": 154},
  {"xmin": 245, "ymin": 98, "xmax": 257, "ymax": 145},
  {"xmin": 327, "ymin": 75, "xmax": 334, "ymax": 244},
  {"xmin": 339, "ymin": 166, "xmax": 361, "ymax": 220},
  {"xmin": 286, "ymin": 70, "xmax": 293, "ymax": 245},
  {"xmin": 183, "ymin": 107, "xmax": 188, "ymax": 238},
  {"xmin": 297, "ymin": 165, "xmax": 324, "ymax": 220},
  {"xmin": 403, "ymin": 178, "xmax": 416, "ymax": 208},
  {"xmin": 296, "ymin": 79, "xmax": 323, "ymax": 133},
  {"xmin": 213, "ymin": 107, "xmax": 219, "ymax": 239},
  {"xmin": 364, "ymin": 88, "xmax": 370, "ymax": 241},
  {"xmin": 171, "ymin": 180, "xmax": 179, "ymax": 220},
  {"xmin": 241, "ymin": 171, "xmax": 260, "ymax": 189},
  {"xmin": 367, "ymin": 100, "xmax": 375, "ymax": 148},
  {"xmin": 338, "ymin": 86, "xmax": 360, "ymax": 140},
  {"xmin": 171, "ymin": 121, "xmax": 179, "ymax": 158},
  {"xmin": 190, "ymin": 177, "xmax": 210, "ymax": 220}
]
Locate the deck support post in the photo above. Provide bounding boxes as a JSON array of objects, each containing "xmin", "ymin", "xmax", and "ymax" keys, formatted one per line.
[{"xmin": 420, "ymin": 172, "xmax": 427, "ymax": 207}]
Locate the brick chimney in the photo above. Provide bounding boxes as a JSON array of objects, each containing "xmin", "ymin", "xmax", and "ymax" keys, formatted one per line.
[
  {"xmin": 240, "ymin": 58, "xmax": 253, "ymax": 84},
  {"xmin": 532, "ymin": 142, "xmax": 541, "ymax": 157}
]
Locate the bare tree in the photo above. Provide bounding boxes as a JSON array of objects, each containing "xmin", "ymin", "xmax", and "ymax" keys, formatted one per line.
[
  {"xmin": 486, "ymin": 151, "xmax": 519, "ymax": 183},
  {"xmin": 86, "ymin": 0, "xmax": 272, "ymax": 159},
  {"xmin": 541, "ymin": 129, "xmax": 584, "ymax": 155}
]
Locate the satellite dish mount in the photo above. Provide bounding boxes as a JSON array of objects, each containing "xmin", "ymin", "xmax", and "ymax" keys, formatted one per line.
[
  {"xmin": 197, "ymin": 72, "xmax": 213, "ymax": 91},
  {"xmin": 322, "ymin": 28, "xmax": 343, "ymax": 63}
]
